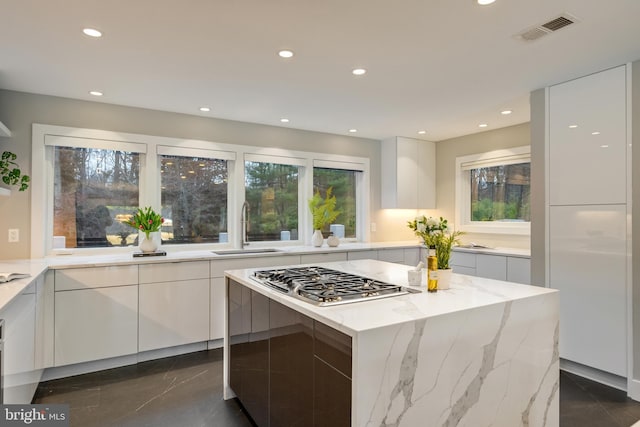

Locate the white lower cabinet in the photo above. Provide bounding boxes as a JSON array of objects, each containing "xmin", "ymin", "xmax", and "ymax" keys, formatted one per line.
[
  {"xmin": 476, "ymin": 254, "xmax": 507, "ymax": 281},
  {"xmin": 1, "ymin": 284, "xmax": 36, "ymax": 403},
  {"xmin": 347, "ymin": 250, "xmax": 378, "ymax": 261},
  {"xmin": 378, "ymin": 248, "xmax": 405, "ymax": 264},
  {"xmin": 54, "ymin": 285, "xmax": 138, "ymax": 366},
  {"xmin": 300, "ymin": 252, "xmax": 347, "ymax": 264},
  {"xmin": 450, "ymin": 252, "xmax": 477, "ymax": 276},
  {"xmin": 138, "ymin": 279, "xmax": 210, "ymax": 352},
  {"xmin": 507, "ymin": 257, "xmax": 531, "ymax": 285}
]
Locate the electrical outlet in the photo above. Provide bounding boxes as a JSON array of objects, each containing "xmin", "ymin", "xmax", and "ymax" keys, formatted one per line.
[
  {"xmin": 370, "ymin": 222, "xmax": 377, "ymax": 232},
  {"xmin": 8, "ymin": 229, "xmax": 19, "ymax": 243}
]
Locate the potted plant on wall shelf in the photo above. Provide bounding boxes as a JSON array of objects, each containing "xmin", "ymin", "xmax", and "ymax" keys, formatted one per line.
[
  {"xmin": 308, "ymin": 187, "xmax": 341, "ymax": 247},
  {"xmin": 0, "ymin": 151, "xmax": 30, "ymax": 192}
]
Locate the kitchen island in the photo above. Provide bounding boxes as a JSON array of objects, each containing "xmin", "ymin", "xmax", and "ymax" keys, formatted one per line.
[{"xmin": 223, "ymin": 259, "xmax": 559, "ymax": 427}]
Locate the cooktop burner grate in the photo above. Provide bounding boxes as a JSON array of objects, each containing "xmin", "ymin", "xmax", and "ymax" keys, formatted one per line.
[{"xmin": 252, "ymin": 266, "xmax": 411, "ymax": 305}]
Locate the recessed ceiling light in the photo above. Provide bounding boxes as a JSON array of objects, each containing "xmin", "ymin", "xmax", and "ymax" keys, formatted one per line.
[
  {"xmin": 89, "ymin": 90, "xmax": 103, "ymax": 96},
  {"xmin": 278, "ymin": 50, "xmax": 294, "ymax": 58},
  {"xmin": 418, "ymin": 130, "xmax": 427, "ymax": 135},
  {"xmin": 600, "ymin": 145, "xmax": 609, "ymax": 148},
  {"xmin": 199, "ymin": 107, "xmax": 211, "ymax": 112},
  {"xmin": 501, "ymin": 110, "xmax": 512, "ymax": 115},
  {"xmin": 569, "ymin": 124, "xmax": 578, "ymax": 128},
  {"xmin": 352, "ymin": 68, "xmax": 367, "ymax": 76},
  {"xmin": 280, "ymin": 118, "xmax": 290, "ymax": 123},
  {"xmin": 479, "ymin": 123, "xmax": 488, "ymax": 128},
  {"xmin": 477, "ymin": 0, "xmax": 496, "ymax": 5},
  {"xmin": 83, "ymin": 28, "xmax": 102, "ymax": 38},
  {"xmin": 349, "ymin": 129, "xmax": 357, "ymax": 133},
  {"xmin": 592, "ymin": 131, "xmax": 601, "ymax": 135}
]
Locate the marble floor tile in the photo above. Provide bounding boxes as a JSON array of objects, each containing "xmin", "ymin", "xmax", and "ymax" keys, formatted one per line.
[{"xmin": 33, "ymin": 349, "xmax": 640, "ymax": 427}]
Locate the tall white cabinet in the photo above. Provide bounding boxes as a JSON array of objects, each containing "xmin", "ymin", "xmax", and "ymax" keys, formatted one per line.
[
  {"xmin": 547, "ymin": 65, "xmax": 630, "ymax": 380},
  {"xmin": 381, "ymin": 137, "xmax": 435, "ymax": 209}
]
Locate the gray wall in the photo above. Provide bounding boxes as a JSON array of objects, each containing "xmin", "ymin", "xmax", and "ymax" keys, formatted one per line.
[
  {"xmin": 434, "ymin": 122, "xmax": 531, "ymax": 250},
  {"xmin": 0, "ymin": 89, "xmax": 380, "ymax": 259}
]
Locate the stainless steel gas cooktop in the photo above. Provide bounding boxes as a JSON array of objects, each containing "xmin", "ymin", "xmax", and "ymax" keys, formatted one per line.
[{"xmin": 251, "ymin": 266, "xmax": 419, "ymax": 306}]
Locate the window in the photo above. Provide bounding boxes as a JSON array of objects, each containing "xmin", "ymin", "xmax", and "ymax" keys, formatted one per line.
[
  {"xmin": 244, "ymin": 160, "xmax": 299, "ymax": 242},
  {"xmin": 53, "ymin": 146, "xmax": 140, "ymax": 248},
  {"xmin": 455, "ymin": 146, "xmax": 530, "ymax": 234},
  {"xmin": 160, "ymin": 154, "xmax": 228, "ymax": 244},
  {"xmin": 312, "ymin": 167, "xmax": 359, "ymax": 238}
]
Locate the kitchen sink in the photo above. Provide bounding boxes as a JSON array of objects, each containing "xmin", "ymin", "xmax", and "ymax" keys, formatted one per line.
[{"xmin": 212, "ymin": 248, "xmax": 282, "ymax": 255}]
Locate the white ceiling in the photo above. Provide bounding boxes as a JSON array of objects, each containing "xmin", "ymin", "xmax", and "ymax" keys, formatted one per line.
[{"xmin": 2, "ymin": 1, "xmax": 640, "ymax": 142}]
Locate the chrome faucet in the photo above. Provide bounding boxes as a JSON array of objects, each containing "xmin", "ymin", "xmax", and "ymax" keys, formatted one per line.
[{"xmin": 240, "ymin": 201, "xmax": 250, "ymax": 248}]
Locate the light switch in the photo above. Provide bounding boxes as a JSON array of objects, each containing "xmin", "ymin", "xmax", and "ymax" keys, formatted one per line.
[{"xmin": 8, "ymin": 229, "xmax": 19, "ymax": 242}]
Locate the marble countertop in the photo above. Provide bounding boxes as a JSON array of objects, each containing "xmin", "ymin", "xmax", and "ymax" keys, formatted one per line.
[
  {"xmin": 225, "ymin": 259, "xmax": 554, "ymax": 337},
  {"xmin": 452, "ymin": 245, "xmax": 531, "ymax": 258},
  {"xmin": 0, "ymin": 259, "xmax": 49, "ymax": 314}
]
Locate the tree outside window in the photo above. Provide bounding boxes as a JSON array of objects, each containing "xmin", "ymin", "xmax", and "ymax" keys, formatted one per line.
[{"xmin": 313, "ymin": 168, "xmax": 358, "ymax": 238}]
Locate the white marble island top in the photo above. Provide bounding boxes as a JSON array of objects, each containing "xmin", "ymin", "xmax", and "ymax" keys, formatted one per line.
[
  {"xmin": 225, "ymin": 259, "xmax": 559, "ymax": 426},
  {"xmin": 224, "ymin": 259, "xmax": 555, "ymax": 336}
]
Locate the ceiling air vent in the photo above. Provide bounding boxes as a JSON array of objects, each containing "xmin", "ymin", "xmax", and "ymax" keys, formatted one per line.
[{"xmin": 515, "ymin": 13, "xmax": 579, "ymax": 42}]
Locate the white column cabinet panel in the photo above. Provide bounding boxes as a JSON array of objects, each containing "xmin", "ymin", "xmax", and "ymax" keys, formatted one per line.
[
  {"xmin": 476, "ymin": 254, "xmax": 507, "ymax": 281},
  {"xmin": 210, "ymin": 278, "xmax": 226, "ymax": 340},
  {"xmin": 549, "ymin": 66, "xmax": 627, "ymax": 206},
  {"xmin": 549, "ymin": 204, "xmax": 627, "ymax": 377},
  {"xmin": 139, "ymin": 279, "xmax": 210, "ymax": 352},
  {"xmin": 54, "ymin": 285, "xmax": 138, "ymax": 366}
]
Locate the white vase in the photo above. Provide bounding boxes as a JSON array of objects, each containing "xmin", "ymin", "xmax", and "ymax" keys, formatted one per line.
[
  {"xmin": 139, "ymin": 233, "xmax": 158, "ymax": 253},
  {"xmin": 327, "ymin": 234, "xmax": 340, "ymax": 247},
  {"xmin": 311, "ymin": 230, "xmax": 324, "ymax": 247},
  {"xmin": 437, "ymin": 268, "xmax": 453, "ymax": 290}
]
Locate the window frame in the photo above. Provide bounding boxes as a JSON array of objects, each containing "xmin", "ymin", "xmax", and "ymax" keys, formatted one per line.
[
  {"xmin": 455, "ymin": 145, "xmax": 531, "ymax": 235},
  {"xmin": 31, "ymin": 124, "xmax": 369, "ymax": 256}
]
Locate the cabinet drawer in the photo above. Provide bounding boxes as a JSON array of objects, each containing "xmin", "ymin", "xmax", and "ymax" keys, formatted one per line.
[
  {"xmin": 452, "ymin": 265, "xmax": 476, "ymax": 276},
  {"xmin": 450, "ymin": 252, "xmax": 476, "ymax": 269},
  {"xmin": 347, "ymin": 250, "xmax": 377, "ymax": 261},
  {"xmin": 476, "ymin": 254, "xmax": 507, "ymax": 281},
  {"xmin": 139, "ymin": 260, "xmax": 209, "ymax": 284},
  {"xmin": 314, "ymin": 321, "xmax": 352, "ymax": 378},
  {"xmin": 378, "ymin": 248, "xmax": 404, "ymax": 263},
  {"xmin": 300, "ymin": 253, "xmax": 347, "ymax": 264},
  {"xmin": 211, "ymin": 255, "xmax": 300, "ymax": 277},
  {"xmin": 55, "ymin": 265, "xmax": 138, "ymax": 291}
]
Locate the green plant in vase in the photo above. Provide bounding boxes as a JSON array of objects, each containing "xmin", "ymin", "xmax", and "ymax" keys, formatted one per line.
[
  {"xmin": 0, "ymin": 151, "xmax": 30, "ymax": 191},
  {"xmin": 308, "ymin": 187, "xmax": 340, "ymax": 246},
  {"xmin": 126, "ymin": 206, "xmax": 164, "ymax": 252}
]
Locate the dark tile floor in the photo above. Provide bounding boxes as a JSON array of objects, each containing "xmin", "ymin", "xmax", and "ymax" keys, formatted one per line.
[{"xmin": 34, "ymin": 349, "xmax": 640, "ymax": 427}]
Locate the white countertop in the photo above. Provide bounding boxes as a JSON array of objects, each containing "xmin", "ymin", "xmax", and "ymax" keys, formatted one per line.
[
  {"xmin": 452, "ymin": 245, "xmax": 530, "ymax": 258},
  {"xmin": 225, "ymin": 259, "xmax": 554, "ymax": 336},
  {"xmin": 0, "ymin": 259, "xmax": 49, "ymax": 314}
]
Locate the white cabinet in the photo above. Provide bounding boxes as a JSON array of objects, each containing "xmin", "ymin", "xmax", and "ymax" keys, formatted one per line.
[
  {"xmin": 547, "ymin": 65, "xmax": 629, "ymax": 379},
  {"xmin": 378, "ymin": 248, "xmax": 405, "ymax": 264},
  {"xmin": 476, "ymin": 254, "xmax": 507, "ymax": 281},
  {"xmin": 507, "ymin": 257, "xmax": 531, "ymax": 285},
  {"xmin": 210, "ymin": 277, "xmax": 226, "ymax": 340},
  {"xmin": 54, "ymin": 284, "xmax": 138, "ymax": 366},
  {"xmin": 403, "ymin": 248, "xmax": 421, "ymax": 267},
  {"xmin": 139, "ymin": 261, "xmax": 210, "ymax": 352},
  {"xmin": 1, "ymin": 283, "xmax": 36, "ymax": 403},
  {"xmin": 549, "ymin": 204, "xmax": 627, "ymax": 377},
  {"xmin": 54, "ymin": 267, "xmax": 139, "ymax": 366},
  {"xmin": 347, "ymin": 250, "xmax": 378, "ymax": 261},
  {"xmin": 210, "ymin": 255, "xmax": 300, "ymax": 278},
  {"xmin": 300, "ymin": 252, "xmax": 347, "ymax": 264},
  {"xmin": 381, "ymin": 137, "xmax": 435, "ymax": 209},
  {"xmin": 450, "ymin": 252, "xmax": 477, "ymax": 276},
  {"xmin": 549, "ymin": 66, "xmax": 627, "ymax": 205}
]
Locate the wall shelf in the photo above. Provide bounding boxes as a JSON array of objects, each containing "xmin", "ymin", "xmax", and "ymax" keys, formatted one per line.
[
  {"xmin": 0, "ymin": 188, "xmax": 11, "ymax": 197},
  {"xmin": 0, "ymin": 121, "xmax": 11, "ymax": 138}
]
